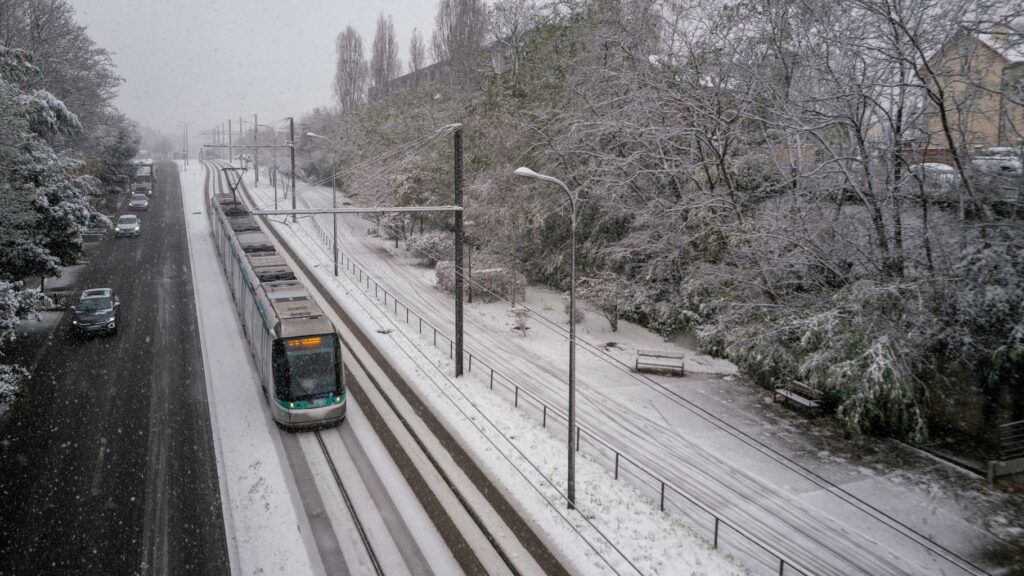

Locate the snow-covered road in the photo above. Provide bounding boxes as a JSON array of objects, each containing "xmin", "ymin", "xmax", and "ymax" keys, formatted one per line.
[{"xmin": 238, "ymin": 167, "xmax": 1012, "ymax": 576}]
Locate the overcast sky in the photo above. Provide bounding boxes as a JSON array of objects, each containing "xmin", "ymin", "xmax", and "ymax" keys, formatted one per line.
[{"xmin": 71, "ymin": 0, "xmax": 439, "ymax": 138}]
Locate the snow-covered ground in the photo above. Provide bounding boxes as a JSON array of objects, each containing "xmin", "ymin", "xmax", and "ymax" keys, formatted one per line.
[
  {"xmin": 179, "ymin": 162, "xmax": 321, "ymax": 576},
  {"xmin": 236, "ymin": 164, "xmax": 749, "ymax": 575},
  {"xmin": 239, "ymin": 166, "xmax": 1024, "ymax": 575}
]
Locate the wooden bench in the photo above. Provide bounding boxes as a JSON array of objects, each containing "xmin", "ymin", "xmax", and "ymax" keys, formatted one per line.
[
  {"xmin": 773, "ymin": 381, "xmax": 822, "ymax": 409},
  {"xmin": 635, "ymin": 349, "xmax": 685, "ymax": 376}
]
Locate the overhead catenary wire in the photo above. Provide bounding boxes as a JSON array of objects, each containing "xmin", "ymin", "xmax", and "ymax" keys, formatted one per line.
[
  {"xmin": 249, "ymin": 124, "xmax": 460, "ymax": 214},
  {"xmin": 239, "ymin": 118, "xmax": 992, "ymax": 572},
  {"xmin": 219, "ymin": 162, "xmax": 640, "ymax": 576},
  {"xmin": 368, "ymin": 215, "xmax": 990, "ymax": 575}
]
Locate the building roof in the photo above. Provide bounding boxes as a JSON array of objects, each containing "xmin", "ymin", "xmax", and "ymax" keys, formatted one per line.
[{"xmin": 979, "ymin": 22, "xmax": 1024, "ymax": 63}]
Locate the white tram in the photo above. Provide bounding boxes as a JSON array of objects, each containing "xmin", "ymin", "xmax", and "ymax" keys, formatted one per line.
[{"xmin": 207, "ymin": 171, "xmax": 345, "ymax": 428}]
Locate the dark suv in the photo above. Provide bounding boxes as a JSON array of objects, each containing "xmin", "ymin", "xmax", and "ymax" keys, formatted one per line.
[{"xmin": 71, "ymin": 288, "xmax": 120, "ymax": 336}]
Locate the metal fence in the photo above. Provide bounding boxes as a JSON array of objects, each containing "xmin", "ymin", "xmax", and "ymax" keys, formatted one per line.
[
  {"xmin": 999, "ymin": 420, "xmax": 1024, "ymax": 461},
  {"xmin": 297, "ymin": 196, "xmax": 812, "ymax": 576}
]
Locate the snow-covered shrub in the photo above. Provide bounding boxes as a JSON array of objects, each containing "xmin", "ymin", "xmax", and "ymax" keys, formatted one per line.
[
  {"xmin": 561, "ymin": 293, "xmax": 586, "ymax": 324},
  {"xmin": 409, "ymin": 231, "xmax": 455, "ymax": 266},
  {"xmin": 577, "ymin": 274, "xmax": 626, "ymax": 331},
  {"xmin": 435, "ymin": 261, "xmax": 526, "ymax": 302},
  {"xmin": 0, "ymin": 364, "xmax": 26, "ymax": 404},
  {"xmin": 508, "ymin": 305, "xmax": 529, "ymax": 336},
  {"xmin": 0, "ymin": 282, "xmax": 49, "ymax": 404},
  {"xmin": 436, "ymin": 261, "xmax": 456, "ymax": 293},
  {"xmin": 730, "ymin": 152, "xmax": 785, "ymax": 199}
]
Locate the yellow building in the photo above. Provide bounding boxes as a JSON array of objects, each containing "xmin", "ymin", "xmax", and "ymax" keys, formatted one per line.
[{"xmin": 922, "ymin": 23, "xmax": 1023, "ymax": 152}]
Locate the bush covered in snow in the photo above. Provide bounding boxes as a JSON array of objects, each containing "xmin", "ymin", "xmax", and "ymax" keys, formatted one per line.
[
  {"xmin": 409, "ymin": 232, "xmax": 455, "ymax": 266},
  {"xmin": 436, "ymin": 260, "xmax": 526, "ymax": 302}
]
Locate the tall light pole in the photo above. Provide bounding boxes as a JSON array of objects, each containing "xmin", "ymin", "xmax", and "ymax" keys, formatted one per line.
[
  {"xmin": 513, "ymin": 166, "xmax": 578, "ymax": 510},
  {"xmin": 288, "ymin": 117, "xmax": 296, "ymax": 222},
  {"xmin": 178, "ymin": 121, "xmax": 194, "ymax": 170},
  {"xmin": 254, "ymin": 114, "xmax": 259, "ymax": 186},
  {"xmin": 256, "ymin": 122, "xmax": 280, "ymax": 204},
  {"xmin": 306, "ymin": 132, "xmax": 339, "ymax": 276}
]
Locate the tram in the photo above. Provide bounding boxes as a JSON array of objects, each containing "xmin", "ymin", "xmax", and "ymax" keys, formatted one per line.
[{"xmin": 207, "ymin": 165, "xmax": 346, "ymax": 428}]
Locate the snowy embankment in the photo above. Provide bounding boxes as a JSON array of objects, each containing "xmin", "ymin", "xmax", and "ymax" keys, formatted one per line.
[
  {"xmin": 240, "ymin": 168, "xmax": 748, "ymax": 576},
  {"xmin": 178, "ymin": 162, "xmax": 322, "ymax": 576},
  {"xmin": 237, "ymin": 165, "xmax": 1024, "ymax": 576}
]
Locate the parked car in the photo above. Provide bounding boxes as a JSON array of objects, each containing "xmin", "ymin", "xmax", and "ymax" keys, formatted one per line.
[
  {"xmin": 128, "ymin": 193, "xmax": 149, "ymax": 211},
  {"xmin": 70, "ymin": 288, "xmax": 120, "ymax": 336},
  {"xmin": 115, "ymin": 214, "xmax": 141, "ymax": 238},
  {"xmin": 971, "ymin": 155, "xmax": 1022, "ymax": 204},
  {"xmin": 971, "ymin": 155, "xmax": 1023, "ymax": 175},
  {"xmin": 903, "ymin": 162, "xmax": 961, "ymax": 204}
]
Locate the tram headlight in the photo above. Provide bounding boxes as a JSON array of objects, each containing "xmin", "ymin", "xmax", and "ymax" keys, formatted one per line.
[{"xmin": 289, "ymin": 402, "xmax": 295, "ymax": 409}]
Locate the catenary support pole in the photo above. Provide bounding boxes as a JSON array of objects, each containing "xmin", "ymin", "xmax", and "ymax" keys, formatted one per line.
[
  {"xmin": 289, "ymin": 117, "xmax": 296, "ymax": 222},
  {"xmin": 454, "ymin": 125, "xmax": 464, "ymax": 377},
  {"xmin": 333, "ymin": 171, "xmax": 338, "ymax": 276},
  {"xmin": 254, "ymin": 113, "xmax": 259, "ymax": 186}
]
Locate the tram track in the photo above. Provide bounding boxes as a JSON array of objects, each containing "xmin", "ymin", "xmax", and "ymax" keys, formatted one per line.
[
  {"xmin": 205, "ymin": 159, "xmax": 566, "ymax": 576},
  {"xmin": 312, "ymin": 429, "xmax": 384, "ymax": 576},
  {"xmin": 204, "ymin": 162, "xmax": 399, "ymax": 575}
]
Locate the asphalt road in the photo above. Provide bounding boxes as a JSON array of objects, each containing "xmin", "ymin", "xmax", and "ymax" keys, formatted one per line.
[{"xmin": 0, "ymin": 162, "xmax": 230, "ymax": 576}]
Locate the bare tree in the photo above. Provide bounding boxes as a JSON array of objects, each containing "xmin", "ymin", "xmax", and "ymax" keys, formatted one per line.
[
  {"xmin": 333, "ymin": 25, "xmax": 368, "ymax": 113},
  {"xmin": 409, "ymin": 28, "xmax": 427, "ymax": 76},
  {"xmin": 431, "ymin": 0, "xmax": 488, "ymax": 78},
  {"xmin": 489, "ymin": 0, "xmax": 536, "ymax": 78},
  {"xmin": 370, "ymin": 13, "xmax": 401, "ymax": 100}
]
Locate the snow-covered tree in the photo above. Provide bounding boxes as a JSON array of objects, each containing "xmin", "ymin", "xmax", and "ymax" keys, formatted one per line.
[
  {"xmin": 578, "ymin": 273, "xmax": 631, "ymax": 332},
  {"xmin": 409, "ymin": 28, "xmax": 427, "ymax": 75},
  {"xmin": 334, "ymin": 26, "xmax": 368, "ymax": 113},
  {"xmin": 369, "ymin": 14, "xmax": 401, "ymax": 101},
  {"xmin": 0, "ymin": 282, "xmax": 50, "ymax": 402},
  {"xmin": 0, "ymin": 36, "xmax": 115, "ymax": 404}
]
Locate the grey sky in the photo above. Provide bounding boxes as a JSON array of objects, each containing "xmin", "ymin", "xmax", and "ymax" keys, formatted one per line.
[{"xmin": 71, "ymin": 0, "xmax": 439, "ymax": 136}]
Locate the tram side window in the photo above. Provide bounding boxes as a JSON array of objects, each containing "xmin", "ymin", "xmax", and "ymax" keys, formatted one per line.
[{"xmin": 272, "ymin": 335, "xmax": 340, "ymax": 402}]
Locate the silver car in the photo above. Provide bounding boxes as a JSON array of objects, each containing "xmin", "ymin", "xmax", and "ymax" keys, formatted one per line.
[
  {"xmin": 115, "ymin": 214, "xmax": 141, "ymax": 238},
  {"xmin": 128, "ymin": 193, "xmax": 149, "ymax": 211}
]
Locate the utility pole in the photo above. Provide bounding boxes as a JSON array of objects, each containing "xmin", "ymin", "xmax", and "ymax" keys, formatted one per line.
[
  {"xmin": 228, "ymin": 119, "xmax": 233, "ymax": 165},
  {"xmin": 333, "ymin": 170, "xmax": 338, "ymax": 276},
  {"xmin": 239, "ymin": 116, "xmax": 243, "ymax": 166},
  {"xmin": 289, "ymin": 117, "xmax": 296, "ymax": 222},
  {"xmin": 454, "ymin": 125, "xmax": 464, "ymax": 377},
  {"xmin": 254, "ymin": 113, "xmax": 259, "ymax": 186}
]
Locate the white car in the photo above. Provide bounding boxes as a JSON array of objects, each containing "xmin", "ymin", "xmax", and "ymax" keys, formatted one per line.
[
  {"xmin": 115, "ymin": 214, "xmax": 141, "ymax": 238},
  {"xmin": 971, "ymin": 155, "xmax": 1022, "ymax": 176}
]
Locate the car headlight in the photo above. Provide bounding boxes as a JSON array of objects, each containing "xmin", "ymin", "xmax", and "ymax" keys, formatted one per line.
[{"xmin": 72, "ymin": 320, "xmax": 78, "ymax": 325}]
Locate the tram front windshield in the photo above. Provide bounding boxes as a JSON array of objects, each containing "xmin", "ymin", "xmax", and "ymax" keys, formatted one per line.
[{"xmin": 275, "ymin": 334, "xmax": 340, "ymax": 401}]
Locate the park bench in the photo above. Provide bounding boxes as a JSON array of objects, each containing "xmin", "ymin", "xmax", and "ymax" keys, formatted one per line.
[
  {"xmin": 635, "ymin": 349, "xmax": 685, "ymax": 376},
  {"xmin": 773, "ymin": 380, "xmax": 822, "ymax": 409}
]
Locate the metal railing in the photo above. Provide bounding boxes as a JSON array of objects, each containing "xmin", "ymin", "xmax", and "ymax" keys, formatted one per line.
[
  {"xmin": 297, "ymin": 195, "xmax": 812, "ymax": 576},
  {"xmin": 999, "ymin": 420, "xmax": 1024, "ymax": 461}
]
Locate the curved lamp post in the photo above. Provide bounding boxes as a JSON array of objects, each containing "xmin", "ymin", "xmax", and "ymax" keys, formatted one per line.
[{"xmin": 513, "ymin": 166, "xmax": 578, "ymax": 510}]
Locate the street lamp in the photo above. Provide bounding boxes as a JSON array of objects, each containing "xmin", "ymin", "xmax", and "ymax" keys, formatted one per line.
[
  {"xmin": 178, "ymin": 121, "xmax": 194, "ymax": 170},
  {"xmin": 513, "ymin": 166, "xmax": 579, "ymax": 510},
  {"xmin": 306, "ymin": 131, "xmax": 339, "ymax": 276}
]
